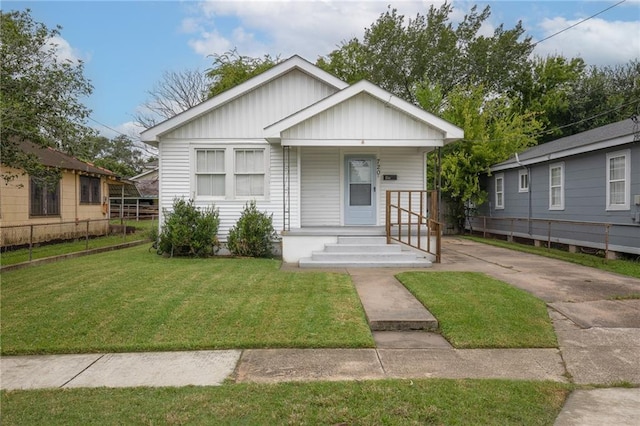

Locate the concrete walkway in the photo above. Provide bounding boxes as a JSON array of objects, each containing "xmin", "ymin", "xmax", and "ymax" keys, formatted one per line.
[{"xmin": 2, "ymin": 237, "xmax": 640, "ymax": 424}]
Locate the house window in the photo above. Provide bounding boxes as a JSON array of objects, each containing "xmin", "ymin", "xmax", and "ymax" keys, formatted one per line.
[
  {"xmin": 519, "ymin": 169, "xmax": 529, "ymax": 193},
  {"xmin": 30, "ymin": 177, "xmax": 60, "ymax": 216},
  {"xmin": 235, "ymin": 149, "xmax": 265, "ymax": 197},
  {"xmin": 195, "ymin": 149, "xmax": 225, "ymax": 197},
  {"xmin": 549, "ymin": 163, "xmax": 564, "ymax": 210},
  {"xmin": 606, "ymin": 150, "xmax": 630, "ymax": 210},
  {"xmin": 80, "ymin": 176, "xmax": 101, "ymax": 204},
  {"xmin": 495, "ymin": 173, "xmax": 504, "ymax": 209}
]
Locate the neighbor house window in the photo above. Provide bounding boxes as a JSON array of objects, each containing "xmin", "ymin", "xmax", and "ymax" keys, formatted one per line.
[
  {"xmin": 80, "ymin": 176, "xmax": 101, "ymax": 204},
  {"xmin": 549, "ymin": 163, "xmax": 564, "ymax": 210},
  {"xmin": 195, "ymin": 149, "xmax": 225, "ymax": 197},
  {"xmin": 519, "ymin": 169, "xmax": 529, "ymax": 193},
  {"xmin": 606, "ymin": 150, "xmax": 630, "ymax": 210},
  {"xmin": 30, "ymin": 177, "xmax": 60, "ymax": 216},
  {"xmin": 495, "ymin": 173, "xmax": 504, "ymax": 209},
  {"xmin": 235, "ymin": 149, "xmax": 265, "ymax": 197}
]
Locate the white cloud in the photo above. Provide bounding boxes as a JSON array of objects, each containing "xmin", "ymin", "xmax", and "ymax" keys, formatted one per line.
[
  {"xmin": 188, "ymin": 29, "xmax": 233, "ymax": 56},
  {"xmin": 45, "ymin": 35, "xmax": 85, "ymax": 64},
  {"xmin": 184, "ymin": 1, "xmax": 447, "ymax": 60},
  {"xmin": 534, "ymin": 17, "xmax": 640, "ymax": 66}
]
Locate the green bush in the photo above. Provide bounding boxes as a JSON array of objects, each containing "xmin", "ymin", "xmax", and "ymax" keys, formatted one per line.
[
  {"xmin": 158, "ymin": 198, "xmax": 220, "ymax": 257},
  {"xmin": 227, "ymin": 200, "xmax": 277, "ymax": 258}
]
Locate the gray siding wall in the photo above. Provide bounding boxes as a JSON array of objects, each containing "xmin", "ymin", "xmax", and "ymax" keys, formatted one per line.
[{"xmin": 476, "ymin": 143, "xmax": 640, "ymax": 254}]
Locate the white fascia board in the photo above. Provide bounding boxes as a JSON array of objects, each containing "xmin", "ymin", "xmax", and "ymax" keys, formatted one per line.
[
  {"xmin": 140, "ymin": 55, "xmax": 348, "ymax": 144},
  {"xmin": 264, "ymin": 80, "xmax": 464, "ymax": 142},
  {"xmin": 490, "ymin": 134, "xmax": 635, "ymax": 172},
  {"xmin": 281, "ymin": 139, "xmax": 445, "ymax": 147}
]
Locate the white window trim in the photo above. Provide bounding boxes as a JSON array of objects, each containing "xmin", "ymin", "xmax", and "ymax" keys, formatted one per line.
[
  {"xmin": 549, "ymin": 162, "xmax": 564, "ymax": 211},
  {"xmin": 495, "ymin": 173, "xmax": 504, "ymax": 210},
  {"xmin": 606, "ymin": 149, "xmax": 631, "ymax": 211},
  {"xmin": 192, "ymin": 144, "xmax": 270, "ymax": 201},
  {"xmin": 518, "ymin": 169, "xmax": 529, "ymax": 193}
]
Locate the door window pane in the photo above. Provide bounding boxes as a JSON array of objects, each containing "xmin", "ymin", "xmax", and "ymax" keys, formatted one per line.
[{"xmin": 350, "ymin": 184, "xmax": 371, "ymax": 206}]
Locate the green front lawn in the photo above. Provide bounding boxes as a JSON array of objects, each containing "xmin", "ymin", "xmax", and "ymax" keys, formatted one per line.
[
  {"xmin": 1, "ymin": 245, "xmax": 374, "ymax": 354},
  {"xmin": 397, "ymin": 271, "xmax": 557, "ymax": 348},
  {"xmin": 1, "ymin": 379, "xmax": 570, "ymax": 425}
]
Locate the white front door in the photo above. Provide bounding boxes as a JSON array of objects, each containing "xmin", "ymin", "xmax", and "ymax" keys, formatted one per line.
[{"xmin": 344, "ymin": 155, "xmax": 376, "ymax": 225}]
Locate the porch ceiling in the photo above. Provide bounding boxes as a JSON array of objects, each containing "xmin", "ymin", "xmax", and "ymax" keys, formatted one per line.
[{"xmin": 277, "ymin": 138, "xmax": 444, "ymax": 148}]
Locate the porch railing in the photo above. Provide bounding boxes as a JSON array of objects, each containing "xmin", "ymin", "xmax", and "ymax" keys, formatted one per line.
[{"xmin": 385, "ymin": 190, "xmax": 442, "ymax": 263}]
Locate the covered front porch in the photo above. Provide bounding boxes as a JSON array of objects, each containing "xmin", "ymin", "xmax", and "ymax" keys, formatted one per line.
[
  {"xmin": 281, "ymin": 189, "xmax": 441, "ymax": 266},
  {"xmin": 265, "ymin": 80, "xmax": 462, "ymax": 266}
]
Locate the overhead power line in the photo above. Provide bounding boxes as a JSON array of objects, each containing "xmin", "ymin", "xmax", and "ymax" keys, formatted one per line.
[{"xmin": 533, "ymin": 0, "xmax": 627, "ymax": 46}]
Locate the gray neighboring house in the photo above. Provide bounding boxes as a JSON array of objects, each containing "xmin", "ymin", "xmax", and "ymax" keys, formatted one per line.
[{"xmin": 471, "ymin": 118, "xmax": 640, "ymax": 257}]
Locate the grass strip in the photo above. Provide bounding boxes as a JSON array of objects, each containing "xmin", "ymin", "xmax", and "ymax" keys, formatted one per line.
[
  {"xmin": 0, "ymin": 379, "xmax": 570, "ymax": 425},
  {"xmin": 1, "ymin": 245, "xmax": 373, "ymax": 354},
  {"xmin": 397, "ymin": 271, "xmax": 557, "ymax": 349},
  {"xmin": 463, "ymin": 236, "xmax": 640, "ymax": 279},
  {"xmin": 1, "ymin": 220, "xmax": 155, "ymax": 266}
]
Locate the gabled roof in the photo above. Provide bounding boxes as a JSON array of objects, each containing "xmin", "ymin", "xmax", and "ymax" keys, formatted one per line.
[
  {"xmin": 17, "ymin": 141, "xmax": 116, "ymax": 177},
  {"xmin": 140, "ymin": 55, "xmax": 348, "ymax": 144},
  {"xmin": 264, "ymin": 80, "xmax": 464, "ymax": 144},
  {"xmin": 491, "ymin": 118, "xmax": 638, "ymax": 171}
]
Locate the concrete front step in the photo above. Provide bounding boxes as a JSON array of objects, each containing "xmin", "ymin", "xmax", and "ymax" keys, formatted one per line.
[
  {"xmin": 298, "ymin": 258, "xmax": 433, "ymax": 268},
  {"xmin": 324, "ymin": 243, "xmax": 402, "ymax": 253},
  {"xmin": 337, "ymin": 236, "xmax": 388, "ymax": 245},
  {"xmin": 309, "ymin": 252, "xmax": 420, "ymax": 262},
  {"xmin": 299, "ymin": 235, "xmax": 432, "ymax": 269}
]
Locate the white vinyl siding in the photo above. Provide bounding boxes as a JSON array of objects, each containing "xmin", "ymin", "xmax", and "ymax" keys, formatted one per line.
[
  {"xmin": 300, "ymin": 148, "xmax": 341, "ymax": 226},
  {"xmin": 519, "ymin": 169, "xmax": 529, "ymax": 193},
  {"xmin": 165, "ymin": 69, "xmax": 338, "ymax": 140},
  {"xmin": 282, "ymin": 92, "xmax": 443, "ymax": 142},
  {"xmin": 495, "ymin": 174, "xmax": 504, "ymax": 209},
  {"xmin": 606, "ymin": 150, "xmax": 630, "ymax": 210},
  {"xmin": 549, "ymin": 163, "xmax": 564, "ymax": 210}
]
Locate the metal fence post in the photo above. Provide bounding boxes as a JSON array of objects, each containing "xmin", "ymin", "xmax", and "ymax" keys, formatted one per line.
[
  {"xmin": 29, "ymin": 224, "xmax": 34, "ymax": 261},
  {"xmin": 547, "ymin": 221, "xmax": 551, "ymax": 249},
  {"xmin": 85, "ymin": 220, "xmax": 90, "ymax": 251}
]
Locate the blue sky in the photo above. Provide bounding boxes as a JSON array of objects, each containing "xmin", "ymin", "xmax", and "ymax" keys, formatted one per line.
[{"xmin": 5, "ymin": 1, "xmax": 640, "ymax": 140}]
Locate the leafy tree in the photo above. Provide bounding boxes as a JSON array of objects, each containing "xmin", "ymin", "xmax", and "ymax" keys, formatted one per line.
[
  {"xmin": 317, "ymin": 4, "xmax": 534, "ymax": 104},
  {"xmin": 82, "ymin": 135, "xmax": 146, "ymax": 177},
  {"xmin": 563, "ymin": 61, "xmax": 640, "ymax": 137},
  {"xmin": 206, "ymin": 49, "xmax": 280, "ymax": 97},
  {"xmin": 419, "ymin": 84, "xmax": 543, "ymax": 231},
  {"xmin": 135, "ymin": 68, "xmax": 210, "ymax": 129},
  {"xmin": 510, "ymin": 55, "xmax": 586, "ymax": 142},
  {"xmin": 1, "ymin": 9, "xmax": 94, "ymax": 183}
]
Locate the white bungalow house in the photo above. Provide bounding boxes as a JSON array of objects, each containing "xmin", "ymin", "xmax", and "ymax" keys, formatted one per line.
[{"xmin": 141, "ymin": 56, "xmax": 463, "ymax": 266}]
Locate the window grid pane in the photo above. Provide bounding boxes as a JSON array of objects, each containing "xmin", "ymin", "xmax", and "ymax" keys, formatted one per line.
[
  {"xmin": 235, "ymin": 149, "xmax": 265, "ymax": 196},
  {"xmin": 195, "ymin": 149, "xmax": 225, "ymax": 196}
]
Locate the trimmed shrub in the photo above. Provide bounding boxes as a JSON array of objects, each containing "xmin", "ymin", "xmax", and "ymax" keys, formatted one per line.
[
  {"xmin": 227, "ymin": 200, "xmax": 277, "ymax": 258},
  {"xmin": 157, "ymin": 198, "xmax": 220, "ymax": 257}
]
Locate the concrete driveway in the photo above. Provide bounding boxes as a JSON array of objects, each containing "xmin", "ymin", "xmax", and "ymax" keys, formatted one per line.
[{"xmin": 436, "ymin": 237, "xmax": 640, "ymax": 385}]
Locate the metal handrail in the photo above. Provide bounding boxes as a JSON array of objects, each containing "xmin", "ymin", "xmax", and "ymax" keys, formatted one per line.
[{"xmin": 386, "ymin": 190, "xmax": 441, "ymax": 263}]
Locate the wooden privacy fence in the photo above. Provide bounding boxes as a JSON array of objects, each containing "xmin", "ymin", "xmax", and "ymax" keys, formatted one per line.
[{"xmin": 386, "ymin": 190, "xmax": 442, "ymax": 263}]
